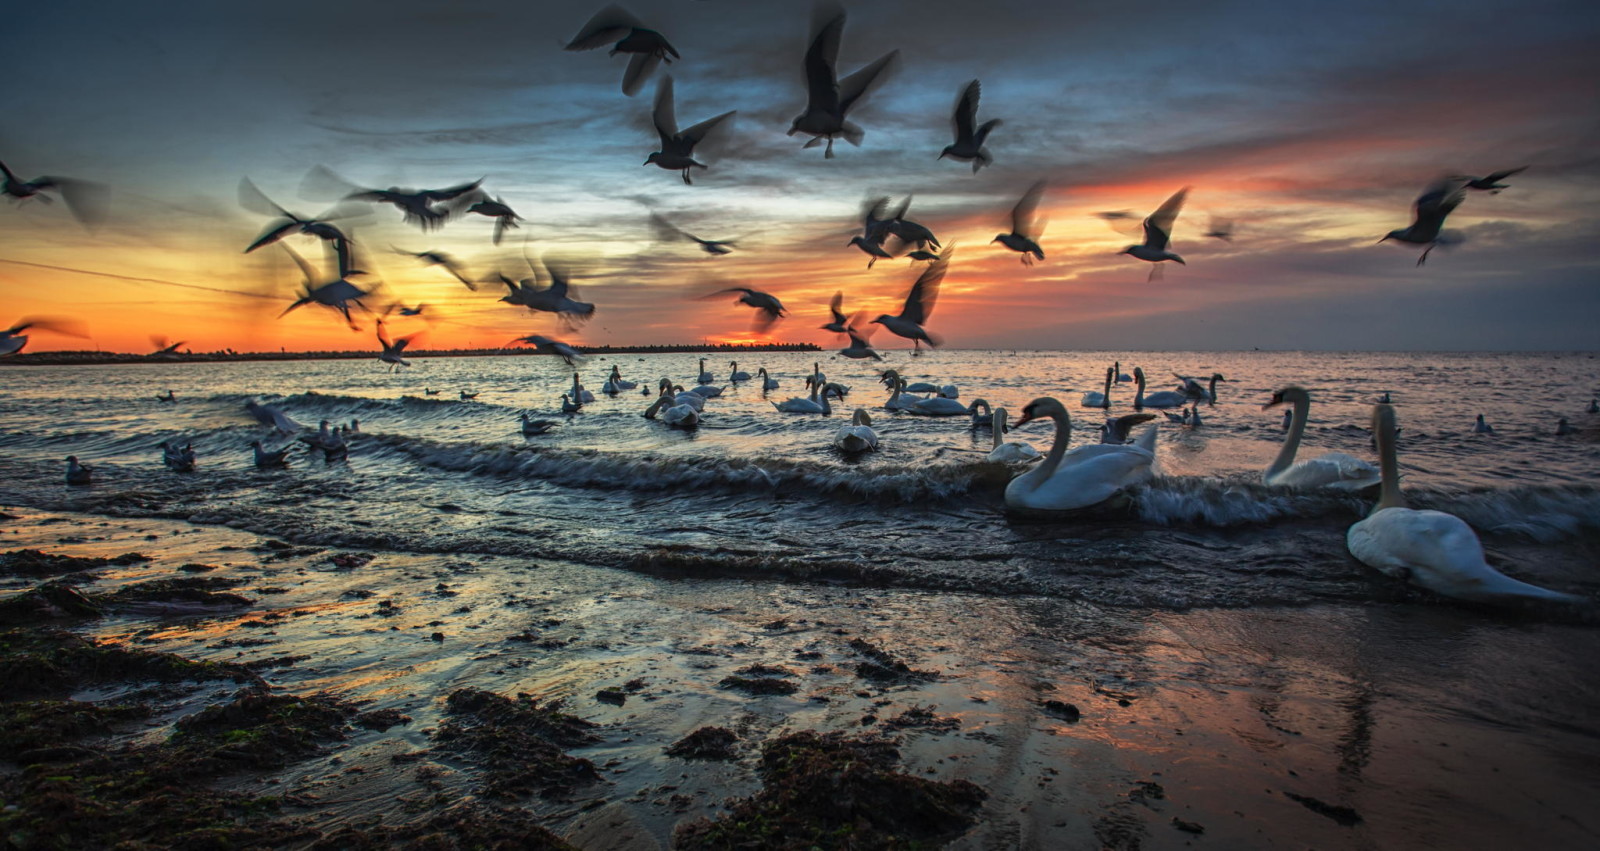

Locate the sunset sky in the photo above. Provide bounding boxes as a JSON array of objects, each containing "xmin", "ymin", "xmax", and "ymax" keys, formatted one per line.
[{"xmin": 3, "ymin": 0, "xmax": 1597, "ymax": 354}]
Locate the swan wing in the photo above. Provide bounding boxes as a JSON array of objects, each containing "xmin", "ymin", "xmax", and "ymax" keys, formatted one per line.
[
  {"xmin": 1347, "ymin": 508, "xmax": 1582, "ymax": 604},
  {"xmin": 1267, "ymin": 453, "xmax": 1380, "ymax": 489}
]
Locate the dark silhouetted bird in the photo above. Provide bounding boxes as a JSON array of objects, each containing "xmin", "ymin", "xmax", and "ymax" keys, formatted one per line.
[
  {"xmin": 872, "ymin": 244, "xmax": 951, "ymax": 353},
  {"xmin": 565, "ymin": 4, "xmax": 679, "ymax": 96},
  {"xmin": 788, "ymin": 5, "xmax": 898, "ymax": 158},
  {"xmin": 940, "ymin": 80, "xmax": 1002, "ymax": 173},
  {"xmin": 0, "ymin": 157, "xmax": 107, "ymax": 227},
  {"xmin": 646, "ymin": 76, "xmax": 736, "ymax": 185},
  {"xmin": 1380, "ymin": 178, "xmax": 1466, "ymax": 266},
  {"xmin": 992, "ymin": 181, "xmax": 1046, "ymax": 265},
  {"xmin": 1121, "ymin": 187, "xmax": 1189, "ymax": 279}
]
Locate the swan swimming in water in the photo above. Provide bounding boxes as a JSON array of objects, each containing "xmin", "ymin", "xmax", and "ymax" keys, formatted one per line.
[
  {"xmin": 1132, "ymin": 368, "xmax": 1187, "ymax": 409},
  {"xmin": 1114, "ymin": 362, "xmax": 1131, "ymax": 384},
  {"xmin": 1346, "ymin": 404, "xmax": 1584, "ymax": 605},
  {"xmin": 1262, "ymin": 386, "xmax": 1380, "ymax": 490},
  {"xmin": 644, "ymin": 387, "xmax": 700, "ymax": 428},
  {"xmin": 907, "ymin": 394, "xmax": 969, "ymax": 416},
  {"xmin": 967, "ymin": 398, "xmax": 993, "ymax": 428},
  {"xmin": 833, "ymin": 408, "xmax": 878, "ymax": 452},
  {"xmin": 987, "ymin": 407, "xmax": 1041, "ymax": 463},
  {"xmin": 696, "ymin": 358, "xmax": 714, "ymax": 386},
  {"xmin": 758, "ymin": 367, "xmax": 780, "ymax": 392},
  {"xmin": 1081, "ymin": 367, "xmax": 1113, "ymax": 408},
  {"xmin": 1003, "ymin": 397, "xmax": 1159, "ymax": 511},
  {"xmin": 729, "ymin": 361, "xmax": 751, "ymax": 383}
]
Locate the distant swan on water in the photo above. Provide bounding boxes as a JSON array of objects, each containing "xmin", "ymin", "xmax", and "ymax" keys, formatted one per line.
[
  {"xmin": 1132, "ymin": 368, "xmax": 1186, "ymax": 409},
  {"xmin": 1262, "ymin": 387, "xmax": 1380, "ymax": 490},
  {"xmin": 987, "ymin": 407, "xmax": 1041, "ymax": 463}
]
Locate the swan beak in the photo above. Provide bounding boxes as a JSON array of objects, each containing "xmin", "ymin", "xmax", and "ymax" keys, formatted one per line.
[{"xmin": 1012, "ymin": 413, "xmax": 1036, "ymax": 428}]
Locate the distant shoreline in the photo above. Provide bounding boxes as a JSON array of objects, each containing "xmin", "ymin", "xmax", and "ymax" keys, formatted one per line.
[{"xmin": 0, "ymin": 342, "xmax": 824, "ymax": 367}]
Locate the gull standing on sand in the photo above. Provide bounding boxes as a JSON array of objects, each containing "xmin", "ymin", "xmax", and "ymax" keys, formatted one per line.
[
  {"xmin": 1121, "ymin": 187, "xmax": 1189, "ymax": 279},
  {"xmin": 565, "ymin": 4, "xmax": 679, "ymax": 96},
  {"xmin": 992, "ymin": 181, "xmax": 1046, "ymax": 265},
  {"xmin": 940, "ymin": 79, "xmax": 1002, "ymax": 173},
  {"xmin": 788, "ymin": 4, "xmax": 898, "ymax": 158},
  {"xmin": 872, "ymin": 245, "xmax": 951, "ymax": 353},
  {"xmin": 1380, "ymin": 178, "xmax": 1467, "ymax": 266},
  {"xmin": 646, "ymin": 76, "xmax": 737, "ymax": 186}
]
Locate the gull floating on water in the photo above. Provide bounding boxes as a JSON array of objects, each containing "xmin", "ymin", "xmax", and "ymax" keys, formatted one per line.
[
  {"xmin": 156, "ymin": 389, "xmax": 176, "ymax": 402},
  {"xmin": 162, "ymin": 440, "xmax": 196, "ymax": 473},
  {"xmin": 788, "ymin": 4, "xmax": 898, "ymax": 158},
  {"xmin": 250, "ymin": 440, "xmax": 291, "ymax": 468},
  {"xmin": 520, "ymin": 413, "xmax": 556, "ymax": 435},
  {"xmin": 940, "ymin": 79, "xmax": 1002, "ymax": 173},
  {"xmin": 647, "ymin": 76, "xmax": 736, "ymax": 185},
  {"xmin": 65, "ymin": 455, "xmax": 93, "ymax": 485},
  {"xmin": 1380, "ymin": 177, "xmax": 1466, "ymax": 266},
  {"xmin": 565, "ymin": 4, "xmax": 679, "ymax": 96},
  {"xmin": 992, "ymin": 181, "xmax": 1046, "ymax": 265},
  {"xmin": 872, "ymin": 244, "xmax": 950, "ymax": 353}
]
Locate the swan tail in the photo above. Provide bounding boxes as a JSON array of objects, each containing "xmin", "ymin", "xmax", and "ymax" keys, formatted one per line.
[{"xmin": 1133, "ymin": 423, "xmax": 1160, "ymax": 453}]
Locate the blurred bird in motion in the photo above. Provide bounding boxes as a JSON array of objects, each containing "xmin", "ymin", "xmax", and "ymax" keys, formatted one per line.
[
  {"xmin": 1458, "ymin": 166, "xmax": 1527, "ymax": 193},
  {"xmin": 493, "ymin": 256, "xmax": 597, "ymax": 330},
  {"xmin": 1, "ymin": 316, "xmax": 90, "ymax": 356},
  {"xmin": 789, "ymin": 4, "xmax": 898, "ymax": 158},
  {"xmin": 838, "ymin": 313, "xmax": 882, "ymax": 361},
  {"xmin": 376, "ymin": 319, "xmax": 421, "ymax": 371},
  {"xmin": 0, "ymin": 157, "xmax": 108, "ymax": 227},
  {"xmin": 702, "ymin": 286, "xmax": 786, "ymax": 332},
  {"xmin": 239, "ymin": 177, "xmax": 360, "ymax": 255},
  {"xmin": 646, "ymin": 76, "xmax": 737, "ymax": 185},
  {"xmin": 1121, "ymin": 187, "xmax": 1189, "ymax": 280},
  {"xmin": 393, "ymin": 247, "xmax": 476, "ymax": 289},
  {"xmin": 872, "ymin": 244, "xmax": 951, "ymax": 353},
  {"xmin": 1380, "ymin": 178, "xmax": 1466, "ymax": 266},
  {"xmin": 849, "ymin": 196, "xmax": 939, "ymax": 267},
  {"xmin": 1203, "ymin": 216, "xmax": 1235, "ymax": 241},
  {"xmin": 277, "ymin": 242, "xmax": 373, "ymax": 330},
  {"xmin": 940, "ymin": 80, "xmax": 1002, "ymax": 173},
  {"xmin": 992, "ymin": 181, "xmax": 1046, "ymax": 265},
  {"xmin": 650, "ymin": 212, "xmax": 737, "ymax": 255},
  {"xmin": 821, "ymin": 290, "xmax": 851, "ymax": 335},
  {"xmin": 512, "ymin": 334, "xmax": 586, "ymax": 366},
  {"xmin": 565, "ymin": 4, "xmax": 679, "ymax": 96},
  {"xmin": 149, "ymin": 335, "xmax": 186, "ymax": 357},
  {"xmin": 463, "ymin": 194, "xmax": 523, "ymax": 245},
  {"xmin": 307, "ymin": 165, "xmax": 481, "ymax": 232}
]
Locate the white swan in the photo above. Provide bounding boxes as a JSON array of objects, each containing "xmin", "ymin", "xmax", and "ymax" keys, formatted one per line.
[
  {"xmin": 657, "ymin": 378, "xmax": 706, "ymax": 410},
  {"xmin": 1262, "ymin": 387, "xmax": 1380, "ymax": 490},
  {"xmin": 571, "ymin": 373, "xmax": 595, "ymax": 404},
  {"xmin": 644, "ymin": 391, "xmax": 700, "ymax": 428},
  {"xmin": 1081, "ymin": 367, "xmax": 1113, "ymax": 408},
  {"xmin": 878, "ymin": 371, "xmax": 918, "ymax": 411},
  {"xmin": 1004, "ymin": 397, "xmax": 1159, "ymax": 510},
  {"xmin": 729, "ymin": 361, "xmax": 751, "ymax": 382},
  {"xmin": 987, "ymin": 407, "xmax": 1041, "ymax": 463},
  {"xmin": 1347, "ymin": 404, "xmax": 1583, "ymax": 605},
  {"xmin": 833, "ymin": 408, "xmax": 878, "ymax": 452},
  {"xmin": 967, "ymin": 398, "xmax": 993, "ymax": 427},
  {"xmin": 759, "ymin": 367, "xmax": 780, "ymax": 392},
  {"xmin": 689, "ymin": 383, "xmax": 725, "ymax": 398},
  {"xmin": 696, "ymin": 358, "xmax": 714, "ymax": 386},
  {"xmin": 1132, "ymin": 367, "xmax": 1187, "ymax": 409},
  {"xmin": 774, "ymin": 378, "xmax": 834, "ymax": 414},
  {"xmin": 938, "ymin": 384, "xmax": 959, "ymax": 399},
  {"xmin": 602, "ymin": 365, "xmax": 637, "ymax": 395},
  {"xmin": 1114, "ymin": 361, "xmax": 1132, "ymax": 384},
  {"xmin": 908, "ymin": 394, "xmax": 969, "ymax": 416}
]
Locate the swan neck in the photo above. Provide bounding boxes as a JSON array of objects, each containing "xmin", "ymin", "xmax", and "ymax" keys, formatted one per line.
[
  {"xmin": 1267, "ymin": 394, "xmax": 1310, "ymax": 479},
  {"xmin": 1134, "ymin": 371, "xmax": 1145, "ymax": 407},
  {"xmin": 1374, "ymin": 409, "xmax": 1406, "ymax": 512},
  {"xmin": 1039, "ymin": 407, "xmax": 1072, "ymax": 477}
]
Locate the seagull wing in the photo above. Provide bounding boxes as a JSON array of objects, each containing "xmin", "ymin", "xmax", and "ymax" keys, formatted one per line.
[
  {"xmin": 1482, "ymin": 166, "xmax": 1528, "ymax": 183},
  {"xmin": 900, "ymin": 245, "xmax": 952, "ymax": 325},
  {"xmin": 1012, "ymin": 181, "xmax": 1045, "ymax": 238},
  {"xmin": 245, "ymin": 219, "xmax": 300, "ymax": 254},
  {"xmin": 829, "ymin": 291, "xmax": 846, "ymax": 325},
  {"xmin": 952, "ymin": 79, "xmax": 979, "ymax": 141},
  {"xmin": 422, "ymin": 179, "xmax": 483, "ymax": 202},
  {"xmin": 678, "ymin": 110, "xmax": 736, "ymax": 147},
  {"xmin": 652, "ymin": 75, "xmax": 679, "ymax": 144},
  {"xmin": 1142, "ymin": 186, "xmax": 1188, "ymax": 251},
  {"xmin": 238, "ymin": 176, "xmax": 291, "ymax": 218},
  {"xmin": 279, "ymin": 244, "xmax": 317, "ymax": 286},
  {"xmin": 802, "ymin": 8, "xmax": 845, "ymax": 111},
  {"xmin": 622, "ymin": 52, "xmax": 662, "ymax": 97},
  {"xmin": 565, "ymin": 4, "xmax": 644, "ymax": 50},
  {"xmin": 838, "ymin": 50, "xmax": 898, "ymax": 115},
  {"xmin": 1412, "ymin": 178, "xmax": 1467, "ymax": 231}
]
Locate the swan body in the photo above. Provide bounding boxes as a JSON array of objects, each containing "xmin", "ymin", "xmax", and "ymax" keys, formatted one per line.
[
  {"xmin": 696, "ymin": 358, "xmax": 714, "ymax": 386},
  {"xmin": 773, "ymin": 378, "xmax": 835, "ymax": 414},
  {"xmin": 1004, "ymin": 398, "xmax": 1158, "ymax": 510},
  {"xmin": 987, "ymin": 407, "xmax": 1041, "ymax": 463},
  {"xmin": 967, "ymin": 398, "xmax": 993, "ymax": 427},
  {"xmin": 689, "ymin": 384, "xmax": 725, "ymax": 398},
  {"xmin": 1555, "ymin": 418, "xmax": 1577, "ymax": 436},
  {"xmin": 1114, "ymin": 362, "xmax": 1131, "ymax": 383},
  {"xmin": 1262, "ymin": 387, "xmax": 1380, "ymax": 490},
  {"xmin": 571, "ymin": 373, "xmax": 595, "ymax": 404},
  {"xmin": 833, "ymin": 409, "xmax": 878, "ymax": 452},
  {"xmin": 758, "ymin": 367, "xmax": 780, "ymax": 391},
  {"xmin": 904, "ymin": 381, "xmax": 940, "ymax": 394},
  {"xmin": 1132, "ymin": 367, "xmax": 1187, "ymax": 409},
  {"xmin": 1081, "ymin": 367, "xmax": 1113, "ymax": 408},
  {"xmin": 644, "ymin": 394, "xmax": 700, "ymax": 428},
  {"xmin": 1347, "ymin": 404, "xmax": 1583, "ymax": 605},
  {"xmin": 907, "ymin": 395, "xmax": 969, "ymax": 416},
  {"xmin": 1176, "ymin": 372, "xmax": 1225, "ymax": 404},
  {"xmin": 729, "ymin": 361, "xmax": 751, "ymax": 382}
]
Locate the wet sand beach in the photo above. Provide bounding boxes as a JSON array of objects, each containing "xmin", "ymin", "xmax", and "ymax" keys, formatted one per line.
[{"xmin": 4, "ymin": 506, "xmax": 1597, "ymax": 849}]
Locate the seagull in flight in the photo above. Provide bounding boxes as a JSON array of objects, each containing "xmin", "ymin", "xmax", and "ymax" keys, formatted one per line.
[
  {"xmin": 0, "ymin": 156, "xmax": 108, "ymax": 227},
  {"xmin": 277, "ymin": 242, "xmax": 372, "ymax": 330},
  {"xmin": 309, "ymin": 165, "xmax": 481, "ymax": 231},
  {"xmin": 703, "ymin": 287, "xmax": 786, "ymax": 331},
  {"xmin": 564, "ymin": 4, "xmax": 679, "ymax": 96},
  {"xmin": 463, "ymin": 194, "xmax": 522, "ymax": 245},
  {"xmin": 239, "ymin": 177, "xmax": 357, "ymax": 255},
  {"xmin": 1, "ymin": 316, "xmax": 89, "ymax": 356},
  {"xmin": 646, "ymin": 76, "xmax": 736, "ymax": 185},
  {"xmin": 1203, "ymin": 216, "xmax": 1235, "ymax": 241},
  {"xmin": 1120, "ymin": 187, "xmax": 1189, "ymax": 279},
  {"xmin": 872, "ymin": 244, "xmax": 951, "ymax": 353},
  {"xmin": 940, "ymin": 80, "xmax": 1002, "ymax": 173},
  {"xmin": 1380, "ymin": 178, "xmax": 1467, "ymax": 266},
  {"xmin": 494, "ymin": 256, "xmax": 597, "ymax": 329},
  {"xmin": 393, "ymin": 247, "xmax": 476, "ymax": 290},
  {"xmin": 992, "ymin": 181, "xmax": 1046, "ymax": 265},
  {"xmin": 821, "ymin": 291, "xmax": 851, "ymax": 334},
  {"xmin": 849, "ymin": 196, "xmax": 938, "ymax": 267},
  {"xmin": 511, "ymin": 334, "xmax": 586, "ymax": 366},
  {"xmin": 1458, "ymin": 166, "xmax": 1527, "ymax": 193},
  {"xmin": 376, "ymin": 319, "xmax": 421, "ymax": 371},
  {"xmin": 838, "ymin": 313, "xmax": 882, "ymax": 361},
  {"xmin": 788, "ymin": 5, "xmax": 898, "ymax": 158},
  {"xmin": 650, "ymin": 212, "xmax": 737, "ymax": 255}
]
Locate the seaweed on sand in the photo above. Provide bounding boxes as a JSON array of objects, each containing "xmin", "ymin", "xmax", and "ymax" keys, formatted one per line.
[
  {"xmin": 674, "ymin": 731, "xmax": 986, "ymax": 849},
  {"xmin": 431, "ymin": 688, "xmax": 602, "ymax": 800}
]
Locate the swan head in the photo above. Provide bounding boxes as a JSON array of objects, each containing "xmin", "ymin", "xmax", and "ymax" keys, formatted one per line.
[
  {"xmin": 1262, "ymin": 386, "xmax": 1308, "ymax": 410},
  {"xmin": 1013, "ymin": 397, "xmax": 1066, "ymax": 429}
]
